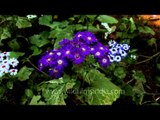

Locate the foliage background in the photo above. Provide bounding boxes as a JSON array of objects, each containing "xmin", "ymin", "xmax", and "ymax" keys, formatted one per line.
[{"xmin": 0, "ymin": 15, "xmax": 160, "ymax": 105}]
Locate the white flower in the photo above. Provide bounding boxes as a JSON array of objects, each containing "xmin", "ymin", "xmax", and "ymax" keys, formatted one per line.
[
  {"xmin": 0, "ymin": 64, "xmax": 9, "ymax": 74},
  {"xmin": 109, "ymin": 48, "xmax": 118, "ymax": 55},
  {"xmin": 9, "ymin": 58, "xmax": 19, "ymax": 67},
  {"xmin": 1, "ymin": 52, "xmax": 10, "ymax": 58},
  {"xmin": 108, "ymin": 40, "xmax": 117, "ymax": 47},
  {"xmin": 122, "ymin": 44, "xmax": 130, "ymax": 51},
  {"xmin": 114, "ymin": 55, "xmax": 122, "ymax": 62},
  {"xmin": 9, "ymin": 69, "xmax": 18, "ymax": 76},
  {"xmin": 26, "ymin": 15, "xmax": 37, "ymax": 19},
  {"xmin": 0, "ymin": 53, "xmax": 4, "ymax": 62},
  {"xmin": 119, "ymin": 49, "xmax": 127, "ymax": 57},
  {"xmin": 108, "ymin": 54, "xmax": 115, "ymax": 62},
  {"xmin": 0, "ymin": 70, "xmax": 4, "ymax": 77},
  {"xmin": 130, "ymin": 55, "xmax": 137, "ymax": 60}
]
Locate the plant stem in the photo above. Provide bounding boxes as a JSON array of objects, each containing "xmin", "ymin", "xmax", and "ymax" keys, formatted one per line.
[
  {"xmin": 136, "ymin": 52, "xmax": 160, "ymax": 65},
  {"xmin": 27, "ymin": 59, "xmax": 52, "ymax": 78}
]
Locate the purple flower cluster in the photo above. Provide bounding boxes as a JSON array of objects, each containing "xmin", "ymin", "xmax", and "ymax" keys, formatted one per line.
[
  {"xmin": 108, "ymin": 40, "xmax": 130, "ymax": 63},
  {"xmin": 38, "ymin": 31, "xmax": 111, "ymax": 78}
]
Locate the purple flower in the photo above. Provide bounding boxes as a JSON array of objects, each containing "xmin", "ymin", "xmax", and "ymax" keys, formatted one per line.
[
  {"xmin": 48, "ymin": 67, "xmax": 63, "ymax": 79},
  {"xmin": 38, "ymin": 55, "xmax": 53, "ymax": 71},
  {"xmin": 79, "ymin": 44, "xmax": 91, "ymax": 56},
  {"xmin": 93, "ymin": 50, "xmax": 105, "ymax": 59},
  {"xmin": 74, "ymin": 31, "xmax": 97, "ymax": 45},
  {"xmin": 59, "ymin": 38, "xmax": 71, "ymax": 47},
  {"xmin": 98, "ymin": 57, "xmax": 110, "ymax": 67},
  {"xmin": 94, "ymin": 42, "xmax": 109, "ymax": 53},
  {"xmin": 71, "ymin": 49, "xmax": 85, "ymax": 64}
]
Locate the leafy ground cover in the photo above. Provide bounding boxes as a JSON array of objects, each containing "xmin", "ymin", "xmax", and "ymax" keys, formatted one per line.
[{"xmin": 0, "ymin": 15, "xmax": 160, "ymax": 105}]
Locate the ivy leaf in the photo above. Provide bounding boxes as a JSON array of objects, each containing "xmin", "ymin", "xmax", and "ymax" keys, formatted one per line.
[
  {"xmin": 38, "ymin": 15, "xmax": 52, "ymax": 27},
  {"xmin": 0, "ymin": 86, "xmax": 5, "ymax": 98},
  {"xmin": 9, "ymin": 52, "xmax": 25, "ymax": 59},
  {"xmin": 6, "ymin": 81, "xmax": 13, "ymax": 90},
  {"xmin": 129, "ymin": 17, "xmax": 136, "ymax": 33},
  {"xmin": 0, "ymin": 27, "xmax": 11, "ymax": 40},
  {"xmin": 97, "ymin": 15, "xmax": 118, "ymax": 24},
  {"xmin": 132, "ymin": 81, "xmax": 145, "ymax": 105},
  {"xmin": 29, "ymin": 95, "xmax": 41, "ymax": 105},
  {"xmin": 25, "ymin": 89, "xmax": 33, "ymax": 98},
  {"xmin": 29, "ymin": 34, "xmax": 49, "ymax": 48},
  {"xmin": 132, "ymin": 70, "xmax": 146, "ymax": 83},
  {"xmin": 8, "ymin": 39, "xmax": 20, "ymax": 50},
  {"xmin": 16, "ymin": 17, "xmax": 32, "ymax": 28},
  {"xmin": 138, "ymin": 26, "xmax": 155, "ymax": 35},
  {"xmin": 114, "ymin": 67, "xmax": 126, "ymax": 79},
  {"xmin": 17, "ymin": 66, "xmax": 34, "ymax": 81},
  {"xmin": 82, "ymin": 69, "xmax": 121, "ymax": 105},
  {"xmin": 156, "ymin": 64, "xmax": 160, "ymax": 71},
  {"xmin": 148, "ymin": 38, "xmax": 156, "ymax": 46},
  {"xmin": 30, "ymin": 46, "xmax": 42, "ymax": 56},
  {"xmin": 40, "ymin": 78, "xmax": 76, "ymax": 105}
]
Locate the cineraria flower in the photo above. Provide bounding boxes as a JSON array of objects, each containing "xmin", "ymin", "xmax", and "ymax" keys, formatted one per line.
[
  {"xmin": 114, "ymin": 55, "xmax": 122, "ymax": 62},
  {"xmin": 0, "ymin": 71, "xmax": 4, "ymax": 77},
  {"xmin": 9, "ymin": 69, "xmax": 18, "ymax": 76},
  {"xmin": 94, "ymin": 42, "xmax": 109, "ymax": 53},
  {"xmin": 74, "ymin": 31, "xmax": 97, "ymax": 45},
  {"xmin": 59, "ymin": 38, "xmax": 71, "ymax": 47},
  {"xmin": 108, "ymin": 54, "xmax": 115, "ymax": 63},
  {"xmin": 122, "ymin": 44, "xmax": 130, "ymax": 51},
  {"xmin": 9, "ymin": 58, "xmax": 19, "ymax": 67},
  {"xmin": 98, "ymin": 57, "xmax": 110, "ymax": 67},
  {"xmin": 119, "ymin": 49, "xmax": 127, "ymax": 58},
  {"xmin": 71, "ymin": 49, "xmax": 85, "ymax": 64},
  {"xmin": 48, "ymin": 67, "xmax": 62, "ymax": 79},
  {"xmin": 108, "ymin": 40, "xmax": 117, "ymax": 47},
  {"xmin": 79, "ymin": 44, "xmax": 90, "ymax": 56},
  {"xmin": 2, "ymin": 52, "xmax": 10, "ymax": 58},
  {"xmin": 109, "ymin": 48, "xmax": 118, "ymax": 55},
  {"xmin": 0, "ymin": 64, "xmax": 9, "ymax": 74},
  {"xmin": 93, "ymin": 50, "xmax": 105, "ymax": 59}
]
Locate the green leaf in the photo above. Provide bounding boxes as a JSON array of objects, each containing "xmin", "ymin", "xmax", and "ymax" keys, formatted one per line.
[
  {"xmin": 29, "ymin": 95, "xmax": 41, "ymax": 105},
  {"xmin": 138, "ymin": 26, "xmax": 155, "ymax": 35},
  {"xmin": 148, "ymin": 38, "xmax": 156, "ymax": 46},
  {"xmin": 114, "ymin": 67, "xmax": 126, "ymax": 79},
  {"xmin": 39, "ymin": 78, "xmax": 76, "ymax": 105},
  {"xmin": 129, "ymin": 17, "xmax": 136, "ymax": 33},
  {"xmin": 8, "ymin": 39, "xmax": 20, "ymax": 50},
  {"xmin": 38, "ymin": 15, "xmax": 52, "ymax": 27},
  {"xmin": 30, "ymin": 46, "xmax": 42, "ymax": 56},
  {"xmin": 0, "ymin": 27, "xmax": 11, "ymax": 40},
  {"xmin": 119, "ymin": 23, "xmax": 127, "ymax": 31},
  {"xmin": 6, "ymin": 81, "xmax": 13, "ymax": 90},
  {"xmin": 25, "ymin": 89, "xmax": 33, "ymax": 98},
  {"xmin": 9, "ymin": 52, "xmax": 25, "ymax": 59},
  {"xmin": 97, "ymin": 15, "xmax": 118, "ymax": 24},
  {"xmin": 0, "ymin": 86, "xmax": 5, "ymax": 98},
  {"xmin": 29, "ymin": 34, "xmax": 49, "ymax": 48},
  {"xmin": 122, "ymin": 84, "xmax": 134, "ymax": 96},
  {"xmin": 16, "ymin": 17, "xmax": 32, "ymax": 28},
  {"xmin": 82, "ymin": 69, "xmax": 121, "ymax": 105},
  {"xmin": 17, "ymin": 66, "xmax": 34, "ymax": 81},
  {"xmin": 132, "ymin": 81, "xmax": 145, "ymax": 105},
  {"xmin": 132, "ymin": 70, "xmax": 146, "ymax": 83},
  {"xmin": 156, "ymin": 64, "xmax": 160, "ymax": 71}
]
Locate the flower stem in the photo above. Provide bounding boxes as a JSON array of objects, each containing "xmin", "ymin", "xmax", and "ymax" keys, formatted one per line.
[
  {"xmin": 27, "ymin": 59, "xmax": 52, "ymax": 78},
  {"xmin": 136, "ymin": 52, "xmax": 160, "ymax": 65}
]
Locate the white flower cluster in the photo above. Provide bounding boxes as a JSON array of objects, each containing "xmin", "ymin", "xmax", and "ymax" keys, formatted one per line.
[
  {"xmin": 0, "ymin": 52, "xmax": 19, "ymax": 77},
  {"xmin": 101, "ymin": 23, "xmax": 112, "ymax": 39},
  {"xmin": 26, "ymin": 15, "xmax": 37, "ymax": 20}
]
